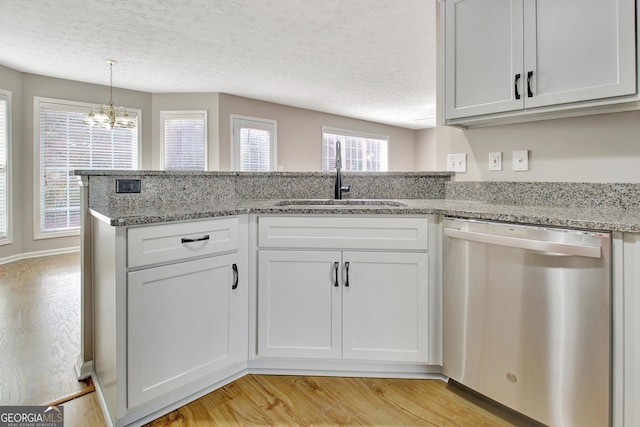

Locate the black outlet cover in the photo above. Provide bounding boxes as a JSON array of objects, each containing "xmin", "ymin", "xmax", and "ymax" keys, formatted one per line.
[{"xmin": 116, "ymin": 179, "xmax": 141, "ymax": 193}]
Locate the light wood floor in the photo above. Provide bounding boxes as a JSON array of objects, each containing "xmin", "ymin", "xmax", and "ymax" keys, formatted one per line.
[
  {"xmin": 1, "ymin": 253, "xmax": 537, "ymax": 426},
  {"xmin": 145, "ymin": 374, "xmax": 535, "ymax": 427},
  {"xmin": 0, "ymin": 252, "xmax": 91, "ymax": 405}
]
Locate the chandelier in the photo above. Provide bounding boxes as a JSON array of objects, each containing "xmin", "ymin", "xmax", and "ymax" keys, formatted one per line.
[{"xmin": 83, "ymin": 59, "xmax": 136, "ymax": 129}]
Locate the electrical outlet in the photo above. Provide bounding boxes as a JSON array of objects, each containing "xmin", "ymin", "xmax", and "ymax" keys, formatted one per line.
[
  {"xmin": 116, "ymin": 179, "xmax": 141, "ymax": 193},
  {"xmin": 447, "ymin": 153, "xmax": 467, "ymax": 173},
  {"xmin": 489, "ymin": 152, "xmax": 502, "ymax": 171},
  {"xmin": 512, "ymin": 150, "xmax": 529, "ymax": 171}
]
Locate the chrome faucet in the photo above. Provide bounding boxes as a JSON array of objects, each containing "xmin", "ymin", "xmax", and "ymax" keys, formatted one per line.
[{"xmin": 334, "ymin": 140, "xmax": 350, "ymax": 199}]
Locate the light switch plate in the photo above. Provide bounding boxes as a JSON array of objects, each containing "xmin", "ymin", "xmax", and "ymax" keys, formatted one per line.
[
  {"xmin": 489, "ymin": 152, "xmax": 502, "ymax": 171},
  {"xmin": 512, "ymin": 150, "xmax": 529, "ymax": 171},
  {"xmin": 447, "ymin": 153, "xmax": 467, "ymax": 173}
]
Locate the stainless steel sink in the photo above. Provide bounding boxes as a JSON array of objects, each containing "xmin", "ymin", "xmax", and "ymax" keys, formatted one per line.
[{"xmin": 274, "ymin": 199, "xmax": 406, "ymax": 207}]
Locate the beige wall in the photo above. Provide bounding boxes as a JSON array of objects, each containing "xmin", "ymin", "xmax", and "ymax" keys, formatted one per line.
[
  {"xmin": 0, "ymin": 65, "xmax": 23, "ymax": 259},
  {"xmin": 415, "ymin": 126, "xmax": 436, "ymax": 171},
  {"xmin": 218, "ymin": 94, "xmax": 418, "ymax": 171},
  {"xmin": 0, "ymin": 66, "xmax": 152, "ymax": 260},
  {"xmin": 0, "ymin": 67, "xmax": 421, "ymax": 260},
  {"xmin": 9, "ymin": 60, "xmax": 640, "ymax": 260},
  {"xmin": 424, "ymin": 110, "xmax": 640, "ymax": 182}
]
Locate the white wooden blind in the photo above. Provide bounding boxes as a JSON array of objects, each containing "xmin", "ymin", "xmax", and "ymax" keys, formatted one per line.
[
  {"xmin": 38, "ymin": 101, "xmax": 138, "ymax": 235},
  {"xmin": 162, "ymin": 111, "xmax": 206, "ymax": 170},
  {"xmin": 240, "ymin": 127, "xmax": 271, "ymax": 171},
  {"xmin": 232, "ymin": 117, "xmax": 276, "ymax": 171},
  {"xmin": 322, "ymin": 127, "xmax": 388, "ymax": 172},
  {"xmin": 0, "ymin": 95, "xmax": 7, "ymax": 240}
]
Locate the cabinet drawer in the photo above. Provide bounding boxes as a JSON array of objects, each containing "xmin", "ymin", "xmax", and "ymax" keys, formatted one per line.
[
  {"xmin": 128, "ymin": 217, "xmax": 239, "ymax": 268},
  {"xmin": 258, "ymin": 216, "xmax": 428, "ymax": 251}
]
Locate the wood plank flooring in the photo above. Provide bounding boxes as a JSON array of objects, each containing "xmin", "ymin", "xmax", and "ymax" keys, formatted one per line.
[
  {"xmin": 145, "ymin": 374, "xmax": 534, "ymax": 427},
  {"xmin": 0, "ymin": 253, "xmax": 92, "ymax": 405},
  {"xmin": 1, "ymin": 253, "xmax": 538, "ymax": 426}
]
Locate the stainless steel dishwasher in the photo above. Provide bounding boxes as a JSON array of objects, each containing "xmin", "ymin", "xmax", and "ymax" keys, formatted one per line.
[{"xmin": 442, "ymin": 218, "xmax": 611, "ymax": 427}]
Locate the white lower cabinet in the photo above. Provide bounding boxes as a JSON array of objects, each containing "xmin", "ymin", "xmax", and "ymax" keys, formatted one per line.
[
  {"xmin": 257, "ymin": 216, "xmax": 431, "ymax": 364},
  {"xmin": 258, "ymin": 250, "xmax": 342, "ymax": 359},
  {"xmin": 91, "ymin": 216, "xmax": 248, "ymax": 427},
  {"xmin": 92, "ymin": 213, "xmax": 438, "ymax": 426},
  {"xmin": 342, "ymin": 251, "xmax": 428, "ymax": 362},
  {"xmin": 127, "ymin": 253, "xmax": 245, "ymax": 408}
]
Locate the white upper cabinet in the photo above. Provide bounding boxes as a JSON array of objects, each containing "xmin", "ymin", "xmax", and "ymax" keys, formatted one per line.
[
  {"xmin": 444, "ymin": 0, "xmax": 637, "ymax": 123},
  {"xmin": 445, "ymin": 0, "xmax": 524, "ymax": 118},
  {"xmin": 523, "ymin": 0, "xmax": 636, "ymax": 108}
]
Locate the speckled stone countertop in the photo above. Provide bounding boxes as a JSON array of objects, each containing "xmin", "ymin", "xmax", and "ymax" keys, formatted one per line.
[
  {"xmin": 89, "ymin": 198, "xmax": 640, "ymax": 232},
  {"xmin": 75, "ymin": 170, "xmax": 640, "ymax": 232}
]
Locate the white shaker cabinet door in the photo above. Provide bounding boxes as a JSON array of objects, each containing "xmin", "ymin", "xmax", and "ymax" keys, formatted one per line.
[
  {"xmin": 523, "ymin": 0, "xmax": 636, "ymax": 108},
  {"xmin": 127, "ymin": 253, "xmax": 245, "ymax": 408},
  {"xmin": 445, "ymin": 0, "xmax": 524, "ymax": 119},
  {"xmin": 342, "ymin": 251, "xmax": 429, "ymax": 363},
  {"xmin": 257, "ymin": 250, "xmax": 342, "ymax": 359},
  {"xmin": 445, "ymin": 0, "xmax": 636, "ymax": 122}
]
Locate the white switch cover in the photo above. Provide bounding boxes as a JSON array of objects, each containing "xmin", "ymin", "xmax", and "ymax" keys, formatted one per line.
[
  {"xmin": 447, "ymin": 153, "xmax": 467, "ymax": 173},
  {"xmin": 512, "ymin": 150, "xmax": 529, "ymax": 171},
  {"xmin": 489, "ymin": 152, "xmax": 502, "ymax": 171}
]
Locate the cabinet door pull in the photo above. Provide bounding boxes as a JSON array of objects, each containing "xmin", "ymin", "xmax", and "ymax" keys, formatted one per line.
[
  {"xmin": 232, "ymin": 263, "xmax": 238, "ymax": 290},
  {"xmin": 527, "ymin": 71, "xmax": 533, "ymax": 97},
  {"xmin": 514, "ymin": 73, "xmax": 521, "ymax": 100},
  {"xmin": 345, "ymin": 262, "xmax": 350, "ymax": 287},
  {"xmin": 334, "ymin": 262, "xmax": 339, "ymax": 287},
  {"xmin": 181, "ymin": 234, "xmax": 210, "ymax": 244}
]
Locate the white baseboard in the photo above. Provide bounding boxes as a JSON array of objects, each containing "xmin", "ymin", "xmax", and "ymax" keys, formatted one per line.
[
  {"xmin": 92, "ymin": 373, "xmax": 115, "ymax": 427},
  {"xmin": 0, "ymin": 246, "xmax": 80, "ymax": 266},
  {"xmin": 75, "ymin": 355, "xmax": 93, "ymax": 381}
]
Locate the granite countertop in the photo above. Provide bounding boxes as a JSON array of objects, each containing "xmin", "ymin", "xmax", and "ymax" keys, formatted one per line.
[{"xmin": 88, "ymin": 198, "xmax": 640, "ymax": 232}]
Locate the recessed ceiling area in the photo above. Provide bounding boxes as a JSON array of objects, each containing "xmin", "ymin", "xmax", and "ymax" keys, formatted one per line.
[{"xmin": 0, "ymin": 0, "xmax": 437, "ymax": 129}]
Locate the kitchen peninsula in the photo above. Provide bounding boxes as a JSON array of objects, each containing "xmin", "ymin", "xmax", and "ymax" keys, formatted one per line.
[{"xmin": 75, "ymin": 170, "xmax": 640, "ymax": 427}]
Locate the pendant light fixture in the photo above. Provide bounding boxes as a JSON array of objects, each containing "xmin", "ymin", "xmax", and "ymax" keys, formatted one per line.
[{"xmin": 83, "ymin": 59, "xmax": 136, "ymax": 129}]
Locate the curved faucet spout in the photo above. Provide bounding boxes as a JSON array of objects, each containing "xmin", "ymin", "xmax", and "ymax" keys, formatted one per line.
[{"xmin": 334, "ymin": 140, "xmax": 350, "ymax": 199}]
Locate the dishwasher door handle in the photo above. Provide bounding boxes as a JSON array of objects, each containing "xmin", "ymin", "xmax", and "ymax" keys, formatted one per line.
[{"xmin": 444, "ymin": 228, "xmax": 601, "ymax": 258}]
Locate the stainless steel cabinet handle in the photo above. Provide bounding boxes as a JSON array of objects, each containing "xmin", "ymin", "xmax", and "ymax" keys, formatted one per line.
[
  {"xmin": 232, "ymin": 263, "xmax": 238, "ymax": 290},
  {"xmin": 181, "ymin": 234, "xmax": 210, "ymax": 244},
  {"xmin": 515, "ymin": 73, "xmax": 521, "ymax": 100},
  {"xmin": 334, "ymin": 262, "xmax": 339, "ymax": 287},
  {"xmin": 344, "ymin": 262, "xmax": 350, "ymax": 287}
]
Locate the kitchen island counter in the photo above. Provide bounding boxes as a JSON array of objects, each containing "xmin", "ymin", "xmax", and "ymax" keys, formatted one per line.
[{"xmin": 75, "ymin": 170, "xmax": 640, "ymax": 427}]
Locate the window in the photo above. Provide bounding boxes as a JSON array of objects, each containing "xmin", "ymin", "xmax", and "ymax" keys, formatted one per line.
[
  {"xmin": 322, "ymin": 127, "xmax": 388, "ymax": 172},
  {"xmin": 161, "ymin": 111, "xmax": 207, "ymax": 170},
  {"xmin": 231, "ymin": 115, "xmax": 277, "ymax": 171},
  {"xmin": 0, "ymin": 90, "xmax": 10, "ymax": 244},
  {"xmin": 35, "ymin": 97, "xmax": 139, "ymax": 238}
]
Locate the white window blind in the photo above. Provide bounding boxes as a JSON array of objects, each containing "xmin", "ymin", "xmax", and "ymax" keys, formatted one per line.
[
  {"xmin": 232, "ymin": 116, "xmax": 277, "ymax": 171},
  {"xmin": 322, "ymin": 127, "xmax": 388, "ymax": 172},
  {"xmin": 162, "ymin": 111, "xmax": 206, "ymax": 170},
  {"xmin": 37, "ymin": 99, "xmax": 138, "ymax": 237},
  {"xmin": 0, "ymin": 93, "xmax": 8, "ymax": 242}
]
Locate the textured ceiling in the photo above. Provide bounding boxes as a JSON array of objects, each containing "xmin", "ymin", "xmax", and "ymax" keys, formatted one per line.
[{"xmin": 0, "ymin": 0, "xmax": 437, "ymax": 129}]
